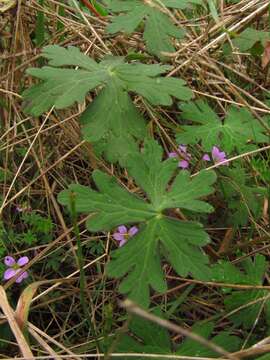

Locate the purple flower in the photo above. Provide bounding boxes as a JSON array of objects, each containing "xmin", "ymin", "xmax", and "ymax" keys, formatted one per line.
[
  {"xmin": 203, "ymin": 146, "xmax": 228, "ymax": 166},
  {"xmin": 3, "ymin": 256, "xmax": 29, "ymax": 283},
  {"xmin": 168, "ymin": 145, "xmax": 191, "ymax": 169},
  {"xmin": 113, "ymin": 225, "xmax": 139, "ymax": 247},
  {"xmin": 14, "ymin": 203, "xmax": 31, "ymax": 213}
]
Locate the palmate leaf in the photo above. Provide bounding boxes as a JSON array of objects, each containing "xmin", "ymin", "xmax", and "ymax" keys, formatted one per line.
[
  {"xmin": 219, "ymin": 166, "xmax": 266, "ymax": 226},
  {"xmin": 23, "ymin": 45, "xmax": 192, "ymax": 165},
  {"xmin": 109, "ymin": 217, "xmax": 211, "ymax": 307},
  {"xmin": 177, "ymin": 100, "xmax": 268, "ymax": 152},
  {"xmin": 109, "ymin": 315, "xmax": 240, "ymax": 360},
  {"xmin": 104, "ymin": 0, "xmax": 202, "ymax": 58},
  {"xmin": 211, "ymin": 255, "xmax": 268, "ymax": 329},
  {"xmin": 58, "ymin": 139, "xmax": 216, "ymax": 307}
]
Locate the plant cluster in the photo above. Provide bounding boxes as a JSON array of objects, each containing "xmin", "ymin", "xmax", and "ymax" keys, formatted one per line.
[
  {"xmin": 22, "ymin": 42, "xmax": 269, "ymax": 309},
  {"xmin": 1, "ymin": 0, "xmax": 270, "ymax": 358}
]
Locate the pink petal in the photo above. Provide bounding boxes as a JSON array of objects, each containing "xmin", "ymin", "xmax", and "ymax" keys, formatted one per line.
[
  {"xmin": 4, "ymin": 256, "xmax": 16, "ymax": 267},
  {"xmin": 212, "ymin": 146, "xmax": 221, "ymax": 159},
  {"xmin": 179, "ymin": 160, "xmax": 189, "ymax": 169},
  {"xmin": 128, "ymin": 226, "xmax": 138, "ymax": 237},
  {"xmin": 119, "ymin": 239, "xmax": 126, "ymax": 247},
  {"xmin": 118, "ymin": 225, "xmax": 127, "ymax": 234},
  {"xmin": 213, "ymin": 154, "xmax": 226, "ymax": 163},
  {"xmin": 218, "ymin": 152, "xmax": 226, "ymax": 160},
  {"xmin": 168, "ymin": 152, "xmax": 177, "ymax": 158},
  {"xmin": 203, "ymin": 154, "xmax": 211, "ymax": 161},
  {"xmin": 15, "ymin": 271, "xmax": 28, "ymax": 283},
  {"xmin": 179, "ymin": 145, "xmax": 187, "ymax": 153},
  {"xmin": 3, "ymin": 268, "xmax": 17, "ymax": 280},
  {"xmin": 17, "ymin": 256, "xmax": 29, "ymax": 267},
  {"xmin": 113, "ymin": 233, "xmax": 125, "ymax": 242}
]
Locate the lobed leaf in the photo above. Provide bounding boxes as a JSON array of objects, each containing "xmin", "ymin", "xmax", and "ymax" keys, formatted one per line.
[
  {"xmin": 59, "ymin": 139, "xmax": 216, "ymax": 307},
  {"xmin": 41, "ymin": 45, "xmax": 99, "ymax": 70},
  {"xmin": 23, "ymin": 45, "xmax": 192, "ymax": 164},
  {"xmin": 177, "ymin": 100, "xmax": 268, "ymax": 151},
  {"xmin": 219, "ymin": 166, "xmax": 267, "ymax": 226},
  {"xmin": 211, "ymin": 255, "xmax": 269, "ymax": 329},
  {"xmin": 58, "ymin": 170, "xmax": 155, "ymax": 232},
  {"xmin": 104, "ymin": 0, "xmax": 197, "ymax": 58},
  {"xmin": 24, "ymin": 67, "xmax": 106, "ymax": 114},
  {"xmin": 143, "ymin": 7, "xmax": 184, "ymax": 57}
]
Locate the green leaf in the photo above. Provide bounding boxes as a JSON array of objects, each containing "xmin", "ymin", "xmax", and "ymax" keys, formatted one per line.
[
  {"xmin": 251, "ymin": 157, "xmax": 270, "ymax": 184},
  {"xmin": 143, "ymin": 7, "xmax": 184, "ymax": 58},
  {"xmin": 257, "ymin": 355, "xmax": 270, "ymax": 360},
  {"xmin": 80, "ymin": 81, "xmax": 145, "ymax": 166},
  {"xmin": 104, "ymin": 0, "xmax": 198, "ymax": 58},
  {"xmin": 226, "ymin": 290, "xmax": 267, "ymax": 329},
  {"xmin": 58, "ymin": 139, "xmax": 216, "ymax": 307},
  {"xmin": 232, "ymin": 28, "xmax": 270, "ymax": 52},
  {"xmin": 109, "ymin": 316, "xmax": 240, "ymax": 360},
  {"xmin": 126, "ymin": 138, "xmax": 215, "ymax": 212},
  {"xmin": 23, "ymin": 66, "xmax": 105, "ymax": 113},
  {"xmin": 210, "ymin": 260, "xmax": 245, "ymax": 284},
  {"xmin": 115, "ymin": 63, "xmax": 193, "ymax": 105},
  {"xmin": 177, "ymin": 100, "xmax": 268, "ymax": 152},
  {"xmin": 105, "ymin": 2, "xmax": 145, "ymax": 34},
  {"xmin": 39, "ymin": 44, "xmax": 100, "ymax": 70},
  {"xmin": 177, "ymin": 322, "xmax": 241, "ymax": 357},
  {"xmin": 207, "ymin": 0, "xmax": 219, "ymax": 23},
  {"xmin": 219, "ymin": 166, "xmax": 266, "ymax": 226},
  {"xmin": 58, "ymin": 171, "xmax": 155, "ymax": 232},
  {"xmin": 90, "ymin": 0, "xmax": 108, "ymax": 16},
  {"xmin": 211, "ymin": 255, "xmax": 268, "ymax": 329},
  {"xmin": 109, "ymin": 219, "xmax": 167, "ymax": 306},
  {"xmin": 93, "ymin": 132, "xmax": 141, "ymax": 166},
  {"xmin": 108, "ymin": 217, "xmax": 211, "ymax": 307},
  {"xmin": 22, "ymin": 212, "xmax": 53, "ymax": 234},
  {"xmin": 107, "ymin": 312, "xmax": 171, "ymax": 360},
  {"xmin": 23, "ymin": 46, "xmax": 192, "ymax": 164},
  {"xmin": 162, "ymin": 0, "xmax": 204, "ymax": 8}
]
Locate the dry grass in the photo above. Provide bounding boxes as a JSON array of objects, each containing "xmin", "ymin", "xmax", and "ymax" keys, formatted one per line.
[{"xmin": 0, "ymin": 0, "xmax": 270, "ymax": 358}]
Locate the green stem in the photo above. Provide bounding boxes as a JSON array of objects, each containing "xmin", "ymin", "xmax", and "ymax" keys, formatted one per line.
[{"xmin": 69, "ymin": 192, "xmax": 99, "ymax": 349}]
